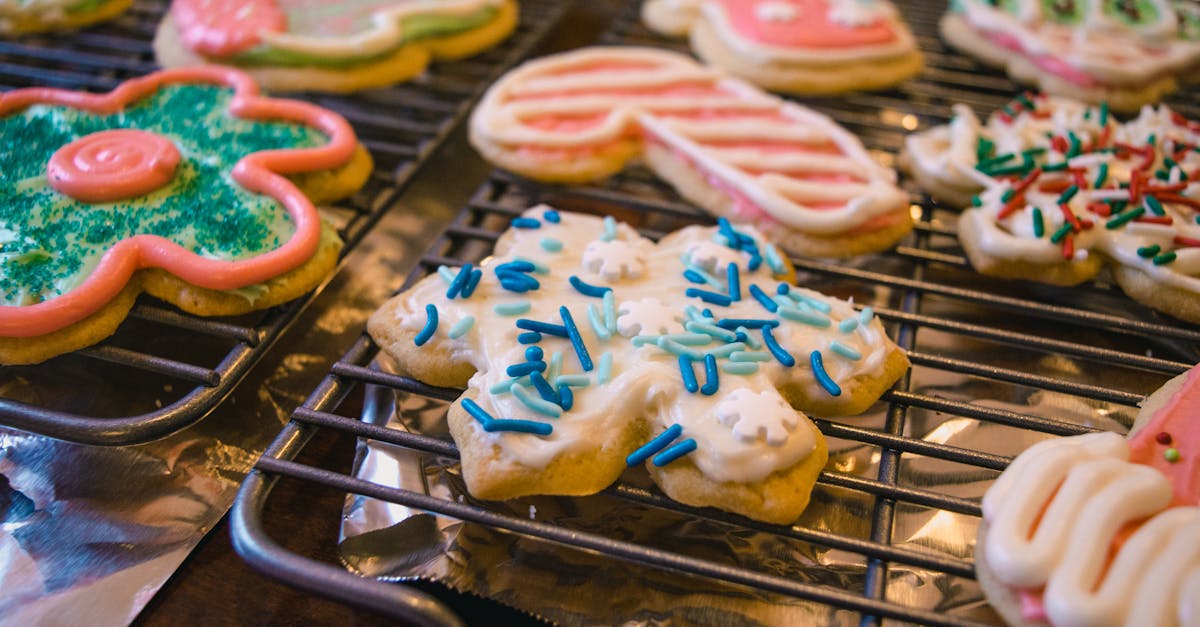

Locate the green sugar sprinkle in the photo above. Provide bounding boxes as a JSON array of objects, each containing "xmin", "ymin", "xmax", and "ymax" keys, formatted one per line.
[
  {"xmin": 1153, "ymin": 251, "xmax": 1178, "ymax": 265},
  {"xmin": 1106, "ymin": 207, "xmax": 1145, "ymax": 229},
  {"xmin": 1032, "ymin": 208, "xmax": 1045, "ymax": 238},
  {"xmin": 1145, "ymin": 195, "xmax": 1166, "ymax": 216},
  {"xmin": 1164, "ymin": 448, "xmax": 1181, "ymax": 463},
  {"xmin": 1137, "ymin": 244, "xmax": 1162, "ymax": 258},
  {"xmin": 1, "ymin": 84, "xmax": 325, "ymax": 306},
  {"xmin": 1094, "ymin": 163, "xmax": 1109, "ymax": 188},
  {"xmin": 1049, "ymin": 222, "xmax": 1074, "ymax": 243}
]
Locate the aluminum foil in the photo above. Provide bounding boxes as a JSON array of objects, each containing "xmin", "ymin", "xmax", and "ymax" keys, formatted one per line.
[{"xmin": 337, "ymin": 239, "xmax": 1189, "ymax": 625}]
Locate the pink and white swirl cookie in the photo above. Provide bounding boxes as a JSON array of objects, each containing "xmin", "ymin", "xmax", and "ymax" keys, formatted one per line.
[
  {"xmin": 367, "ymin": 207, "xmax": 909, "ymax": 523},
  {"xmin": 942, "ymin": 0, "xmax": 1200, "ymax": 111},
  {"xmin": 641, "ymin": 0, "xmax": 923, "ymax": 94},
  {"xmin": 468, "ymin": 47, "xmax": 913, "ymax": 258},
  {"xmin": 904, "ymin": 93, "xmax": 1200, "ymax": 323},
  {"xmin": 977, "ymin": 364, "xmax": 1200, "ymax": 627},
  {"xmin": 153, "ymin": 0, "xmax": 518, "ymax": 93},
  {"xmin": 0, "ymin": 0, "xmax": 131, "ymax": 34}
]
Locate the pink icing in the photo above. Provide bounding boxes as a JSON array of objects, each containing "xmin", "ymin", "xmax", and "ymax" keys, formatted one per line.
[
  {"xmin": 172, "ymin": 0, "xmax": 286, "ymax": 57},
  {"xmin": 985, "ymin": 31, "xmax": 1101, "ymax": 87},
  {"xmin": 0, "ymin": 66, "xmax": 359, "ymax": 338},
  {"xmin": 715, "ymin": 0, "xmax": 897, "ymax": 49},
  {"xmin": 48, "ymin": 129, "xmax": 181, "ymax": 203}
]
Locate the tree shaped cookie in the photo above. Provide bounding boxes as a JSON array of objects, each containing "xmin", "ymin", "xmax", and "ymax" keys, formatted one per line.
[
  {"xmin": 977, "ymin": 364, "xmax": 1199, "ymax": 627},
  {"xmin": 0, "ymin": 67, "xmax": 372, "ymax": 364},
  {"xmin": 368, "ymin": 207, "xmax": 909, "ymax": 524},
  {"xmin": 641, "ymin": 0, "xmax": 923, "ymax": 94},
  {"xmin": 468, "ymin": 46, "xmax": 913, "ymax": 258},
  {"xmin": 904, "ymin": 93, "xmax": 1200, "ymax": 323},
  {"xmin": 154, "ymin": 0, "xmax": 518, "ymax": 93}
]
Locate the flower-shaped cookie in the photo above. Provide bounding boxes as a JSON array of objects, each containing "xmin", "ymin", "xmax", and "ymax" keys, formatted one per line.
[
  {"xmin": 367, "ymin": 207, "xmax": 909, "ymax": 523},
  {"xmin": 904, "ymin": 93, "xmax": 1200, "ymax": 323},
  {"xmin": 153, "ymin": 0, "xmax": 518, "ymax": 93},
  {"xmin": 0, "ymin": 66, "xmax": 368, "ymax": 364}
]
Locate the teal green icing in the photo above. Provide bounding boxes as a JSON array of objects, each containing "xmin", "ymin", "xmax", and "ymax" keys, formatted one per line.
[
  {"xmin": 0, "ymin": 84, "xmax": 327, "ymax": 306},
  {"xmin": 231, "ymin": 6, "xmax": 498, "ymax": 68},
  {"xmin": 68, "ymin": 0, "xmax": 114, "ymax": 14}
]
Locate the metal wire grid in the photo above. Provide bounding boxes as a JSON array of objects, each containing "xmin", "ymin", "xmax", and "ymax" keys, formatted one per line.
[
  {"xmin": 231, "ymin": 2, "xmax": 1200, "ymax": 625},
  {"xmin": 0, "ymin": 0, "xmax": 570, "ymax": 445}
]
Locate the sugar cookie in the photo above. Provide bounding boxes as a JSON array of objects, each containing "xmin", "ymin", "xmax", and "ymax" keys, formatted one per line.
[{"xmin": 0, "ymin": 0, "xmax": 131, "ymax": 35}]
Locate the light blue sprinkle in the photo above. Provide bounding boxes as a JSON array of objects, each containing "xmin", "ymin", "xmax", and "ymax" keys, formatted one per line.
[
  {"xmin": 736, "ymin": 326, "xmax": 761, "ymax": 349},
  {"xmin": 712, "ymin": 233, "xmax": 730, "ymax": 247},
  {"xmin": 540, "ymin": 238, "xmax": 563, "ymax": 252},
  {"xmin": 859, "ymin": 307, "xmax": 875, "ymax": 325},
  {"xmin": 657, "ymin": 337, "xmax": 704, "ymax": 359},
  {"xmin": 601, "ymin": 216, "xmax": 617, "ymax": 242},
  {"xmin": 684, "ymin": 321, "xmax": 737, "ymax": 342},
  {"xmin": 685, "ymin": 264, "xmax": 725, "ymax": 288},
  {"xmin": 514, "ymin": 256, "xmax": 550, "ymax": 275},
  {"xmin": 791, "ymin": 293, "xmax": 832, "ymax": 314},
  {"xmin": 705, "ymin": 342, "xmax": 746, "ymax": 359},
  {"xmin": 838, "ymin": 318, "xmax": 859, "ymax": 333},
  {"xmin": 722, "ymin": 362, "xmax": 759, "ymax": 376},
  {"xmin": 772, "ymin": 295, "xmax": 795, "ymax": 311},
  {"xmin": 511, "ymin": 382, "xmax": 563, "ymax": 417},
  {"xmin": 547, "ymin": 351, "xmax": 563, "ymax": 384},
  {"xmin": 830, "ymin": 341, "xmax": 862, "ymax": 361},
  {"xmin": 414, "ymin": 304, "xmax": 438, "ymax": 346},
  {"xmin": 603, "ymin": 291, "xmax": 616, "ymax": 333},
  {"xmin": 598, "ymin": 352, "xmax": 613, "ymax": 384},
  {"xmin": 778, "ymin": 306, "xmax": 832, "ymax": 328},
  {"xmin": 730, "ymin": 351, "xmax": 770, "ymax": 362},
  {"xmin": 448, "ymin": 316, "xmax": 475, "ymax": 339},
  {"xmin": 650, "ymin": 332, "xmax": 716, "ymax": 346},
  {"xmin": 494, "ymin": 301, "xmax": 531, "ymax": 316},
  {"xmin": 764, "ymin": 244, "xmax": 786, "ymax": 274},
  {"xmin": 554, "ymin": 374, "xmax": 591, "ymax": 388},
  {"xmin": 489, "ymin": 379, "xmax": 516, "ymax": 394},
  {"xmin": 587, "ymin": 304, "xmax": 612, "ymax": 341},
  {"xmin": 437, "ymin": 265, "xmax": 456, "ymax": 284}
]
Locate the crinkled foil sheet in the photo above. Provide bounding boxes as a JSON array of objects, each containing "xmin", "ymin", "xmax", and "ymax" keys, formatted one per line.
[{"xmin": 336, "ymin": 217, "xmax": 1191, "ymax": 625}]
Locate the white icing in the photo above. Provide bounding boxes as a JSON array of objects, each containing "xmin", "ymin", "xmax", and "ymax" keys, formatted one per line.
[
  {"xmin": 470, "ymin": 47, "xmax": 909, "ymax": 236},
  {"xmin": 827, "ymin": 0, "xmax": 893, "ymax": 27},
  {"xmin": 982, "ymin": 432, "xmax": 1200, "ymax": 627},
  {"xmin": 394, "ymin": 207, "xmax": 901, "ymax": 484},
  {"xmin": 754, "ymin": 2, "xmax": 800, "ymax": 22},
  {"xmin": 582, "ymin": 239, "xmax": 649, "ymax": 281},
  {"xmin": 715, "ymin": 388, "xmax": 799, "ymax": 445},
  {"xmin": 952, "ymin": 0, "xmax": 1200, "ymax": 86}
]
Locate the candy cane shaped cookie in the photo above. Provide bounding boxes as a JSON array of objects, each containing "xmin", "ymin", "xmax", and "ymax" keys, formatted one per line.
[
  {"xmin": 469, "ymin": 47, "xmax": 913, "ymax": 258},
  {"xmin": 641, "ymin": 0, "xmax": 922, "ymax": 94},
  {"xmin": 977, "ymin": 364, "xmax": 1200, "ymax": 627}
]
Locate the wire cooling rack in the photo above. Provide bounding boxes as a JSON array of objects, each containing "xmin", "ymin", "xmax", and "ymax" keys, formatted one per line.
[
  {"xmin": 232, "ymin": 1, "xmax": 1200, "ymax": 625},
  {"xmin": 0, "ymin": 0, "xmax": 570, "ymax": 445}
]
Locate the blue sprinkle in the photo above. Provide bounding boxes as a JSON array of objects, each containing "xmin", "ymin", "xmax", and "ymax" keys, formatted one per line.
[
  {"xmin": 652, "ymin": 438, "xmax": 697, "ymax": 467},
  {"xmin": 683, "ymin": 269, "xmax": 707, "ymax": 284},
  {"xmin": 686, "ymin": 288, "xmax": 733, "ymax": 306},
  {"xmin": 859, "ymin": 307, "xmax": 875, "ymax": 325},
  {"xmin": 557, "ymin": 385, "xmax": 574, "ymax": 411},
  {"xmin": 748, "ymin": 284, "xmax": 778, "ymax": 313},
  {"xmin": 587, "ymin": 304, "xmax": 612, "ymax": 341},
  {"xmin": 700, "ymin": 354, "xmax": 719, "ymax": 395},
  {"xmin": 554, "ymin": 374, "xmax": 591, "ymax": 388},
  {"xmin": 569, "ymin": 275, "xmax": 612, "ymax": 298},
  {"xmin": 603, "ymin": 291, "xmax": 617, "ymax": 333},
  {"xmin": 495, "ymin": 301, "xmax": 531, "ymax": 316},
  {"xmin": 764, "ymin": 244, "xmax": 786, "ymax": 274},
  {"xmin": 717, "ymin": 318, "xmax": 779, "ymax": 330},
  {"xmin": 778, "ymin": 306, "xmax": 831, "ymax": 328},
  {"xmin": 540, "ymin": 238, "xmax": 563, "ymax": 252},
  {"xmin": 684, "ymin": 321, "xmax": 737, "ymax": 342},
  {"xmin": 518, "ymin": 331, "xmax": 542, "ymax": 344},
  {"xmin": 762, "ymin": 325, "xmax": 796, "ymax": 367},
  {"xmin": 747, "ymin": 254, "xmax": 762, "ymax": 272},
  {"xmin": 730, "ymin": 351, "xmax": 770, "ymax": 362},
  {"xmin": 626, "ymin": 424, "xmax": 683, "ymax": 466},
  {"xmin": 511, "ymin": 383, "xmax": 562, "ymax": 417},
  {"xmin": 776, "ymin": 283, "xmax": 790, "ymax": 295},
  {"xmin": 726, "ymin": 263, "xmax": 741, "ymax": 301},
  {"xmin": 516, "ymin": 318, "xmax": 568, "ymax": 336},
  {"xmin": 497, "ymin": 272, "xmax": 539, "ymax": 292},
  {"xmin": 485, "ymin": 419, "xmax": 553, "ymax": 435},
  {"xmin": 702, "ymin": 308, "xmax": 715, "ymax": 319},
  {"xmin": 678, "ymin": 355, "xmax": 699, "ymax": 393},
  {"xmin": 511, "ymin": 217, "xmax": 541, "ymax": 229},
  {"xmin": 810, "ymin": 351, "xmax": 842, "ymax": 397},
  {"xmin": 722, "ymin": 362, "xmax": 758, "ymax": 376},
  {"xmin": 495, "ymin": 260, "xmax": 536, "ymax": 274},
  {"xmin": 448, "ymin": 316, "xmax": 475, "ymax": 339},
  {"xmin": 547, "ymin": 351, "xmax": 563, "ymax": 383},
  {"xmin": 601, "ymin": 216, "xmax": 617, "ymax": 241},
  {"xmin": 837, "ymin": 318, "xmax": 859, "ymax": 333},
  {"xmin": 717, "ymin": 217, "xmax": 737, "ymax": 245},
  {"xmin": 598, "ymin": 352, "xmax": 613, "ymax": 384},
  {"xmin": 462, "ymin": 398, "xmax": 495, "ymax": 425},
  {"xmin": 461, "ymin": 268, "xmax": 483, "ymax": 298},
  {"xmin": 737, "ymin": 326, "xmax": 761, "ymax": 349},
  {"xmin": 414, "ymin": 304, "xmax": 438, "ymax": 346},
  {"xmin": 529, "ymin": 371, "xmax": 558, "ymax": 403},
  {"xmin": 830, "ymin": 341, "xmax": 861, "ymax": 361},
  {"xmin": 543, "ymin": 209, "xmax": 561, "ymax": 223},
  {"xmin": 506, "ymin": 361, "xmax": 547, "ymax": 377},
  {"xmin": 561, "ymin": 306, "xmax": 594, "ymax": 372},
  {"xmin": 686, "ymin": 265, "xmax": 724, "ymax": 288},
  {"xmin": 513, "ymin": 256, "xmax": 550, "ymax": 274},
  {"xmin": 437, "ymin": 265, "xmax": 456, "ymax": 284},
  {"xmin": 525, "ymin": 346, "xmax": 544, "ymax": 362},
  {"xmin": 446, "ymin": 263, "xmax": 474, "ymax": 299}
]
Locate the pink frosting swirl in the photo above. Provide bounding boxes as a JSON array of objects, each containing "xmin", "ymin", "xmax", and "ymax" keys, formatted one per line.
[{"xmin": 48, "ymin": 129, "xmax": 181, "ymax": 203}]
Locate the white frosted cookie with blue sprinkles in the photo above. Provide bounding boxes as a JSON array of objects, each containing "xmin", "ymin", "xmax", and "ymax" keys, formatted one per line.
[{"xmin": 367, "ymin": 207, "xmax": 909, "ymax": 524}]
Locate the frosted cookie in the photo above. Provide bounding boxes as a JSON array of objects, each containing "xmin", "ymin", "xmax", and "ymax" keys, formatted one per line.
[
  {"xmin": 0, "ymin": 67, "xmax": 373, "ymax": 365},
  {"xmin": 641, "ymin": 0, "xmax": 922, "ymax": 94},
  {"xmin": 977, "ymin": 364, "xmax": 1200, "ymax": 627},
  {"xmin": 0, "ymin": 0, "xmax": 131, "ymax": 34},
  {"xmin": 905, "ymin": 93, "xmax": 1200, "ymax": 322},
  {"xmin": 367, "ymin": 207, "xmax": 909, "ymax": 524},
  {"xmin": 942, "ymin": 0, "xmax": 1200, "ymax": 112},
  {"xmin": 469, "ymin": 47, "xmax": 913, "ymax": 258},
  {"xmin": 154, "ymin": 0, "xmax": 518, "ymax": 93}
]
